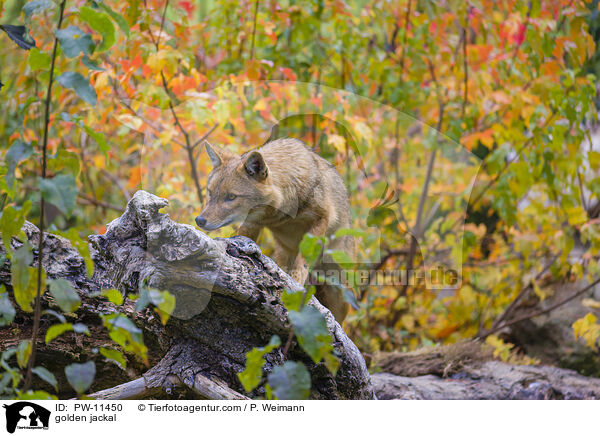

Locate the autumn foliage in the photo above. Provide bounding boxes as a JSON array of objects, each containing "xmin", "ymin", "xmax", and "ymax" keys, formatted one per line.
[{"xmin": 1, "ymin": 0, "xmax": 600, "ymax": 397}]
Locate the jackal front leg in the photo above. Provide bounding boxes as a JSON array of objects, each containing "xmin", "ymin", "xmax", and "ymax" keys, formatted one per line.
[
  {"xmin": 237, "ymin": 222, "xmax": 261, "ymax": 242},
  {"xmin": 290, "ymin": 217, "xmax": 329, "ymax": 285}
]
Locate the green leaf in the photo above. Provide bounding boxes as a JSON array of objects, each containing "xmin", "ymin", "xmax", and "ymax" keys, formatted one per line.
[
  {"xmin": 281, "ymin": 287, "xmax": 315, "ymax": 312},
  {"xmin": 101, "ymin": 313, "xmax": 147, "ymax": 361},
  {"xmin": 82, "ymin": 55, "xmax": 105, "ymax": 71},
  {"xmin": 267, "ymin": 361, "xmax": 311, "ymax": 400},
  {"xmin": 0, "ymin": 25, "xmax": 35, "ymax": 50},
  {"xmin": 16, "ymin": 340, "xmax": 31, "ymax": 368},
  {"xmin": 83, "ymin": 125, "xmax": 109, "ymax": 153},
  {"xmin": 38, "ymin": 174, "xmax": 78, "ymax": 217},
  {"xmin": 317, "ymin": 270, "xmax": 360, "ymax": 310},
  {"xmin": 55, "ymin": 228, "xmax": 94, "ymax": 278},
  {"xmin": 27, "ymin": 47, "xmax": 51, "ymax": 70},
  {"xmin": 147, "ymin": 287, "xmax": 176, "ymax": 325},
  {"xmin": 299, "ymin": 234, "xmax": 325, "ymax": 266},
  {"xmin": 10, "ymin": 241, "xmax": 41, "ymax": 312},
  {"xmin": 32, "ymin": 366, "xmax": 58, "ymax": 391},
  {"xmin": 79, "ymin": 6, "xmax": 116, "ymax": 52},
  {"xmin": 72, "ymin": 323, "xmax": 90, "ymax": 335},
  {"xmin": 5, "ymin": 140, "xmax": 33, "ymax": 191},
  {"xmin": 0, "ymin": 286, "xmax": 16, "ymax": 326},
  {"xmin": 65, "ymin": 361, "xmax": 96, "ymax": 394},
  {"xmin": 55, "ymin": 26, "xmax": 94, "ymax": 58},
  {"xmin": 48, "ymin": 148, "xmax": 80, "ymax": 177},
  {"xmin": 57, "ymin": 72, "xmax": 97, "ymax": 106},
  {"xmin": 134, "ymin": 287, "xmax": 151, "ymax": 311},
  {"xmin": 45, "ymin": 323, "xmax": 73, "ymax": 343},
  {"xmin": 124, "ymin": 0, "xmax": 141, "ymax": 26},
  {"xmin": 238, "ymin": 335, "xmax": 281, "ymax": 393},
  {"xmin": 103, "ymin": 313, "xmax": 142, "ymax": 336},
  {"xmin": 289, "ymin": 305, "xmax": 339, "ymax": 374},
  {"xmin": 98, "ymin": 2, "xmax": 130, "ymax": 37},
  {"xmin": 589, "ymin": 151, "xmax": 600, "ymax": 171},
  {"xmin": 334, "ymin": 228, "xmax": 367, "ymax": 239},
  {"xmin": 48, "ymin": 278, "xmax": 80, "ymax": 312},
  {"xmin": 17, "ymin": 391, "xmax": 58, "ymax": 400},
  {"xmin": 43, "ymin": 309, "xmax": 66, "ymax": 324},
  {"xmin": 99, "ymin": 347, "xmax": 126, "ymax": 368},
  {"xmin": 367, "ymin": 206, "xmax": 395, "ymax": 227},
  {"xmin": 327, "ymin": 249, "xmax": 354, "ymax": 267},
  {"xmin": 101, "ymin": 288, "xmax": 123, "ymax": 306},
  {"xmin": 22, "ymin": 0, "xmax": 52, "ymax": 17},
  {"xmin": 343, "ymin": 288, "xmax": 359, "ymax": 310},
  {"xmin": 0, "ymin": 202, "xmax": 31, "ymax": 253}
]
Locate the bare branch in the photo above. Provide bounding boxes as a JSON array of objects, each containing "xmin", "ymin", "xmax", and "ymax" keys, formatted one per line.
[
  {"xmin": 100, "ymin": 168, "xmax": 131, "ymax": 201},
  {"xmin": 481, "ymin": 251, "xmax": 560, "ymax": 337},
  {"xmin": 88, "ymin": 373, "xmax": 249, "ymax": 400},
  {"xmin": 477, "ymin": 275, "xmax": 600, "ymax": 339},
  {"xmin": 155, "ymin": 0, "xmax": 169, "ymax": 50},
  {"xmin": 398, "ymin": 0, "xmax": 412, "ymax": 77},
  {"xmin": 191, "ymin": 123, "xmax": 219, "ymax": 151},
  {"xmin": 77, "ymin": 194, "xmax": 126, "ymax": 212},
  {"xmin": 461, "ymin": 23, "xmax": 468, "ymax": 118},
  {"xmin": 249, "ymin": 0, "xmax": 260, "ymax": 60},
  {"xmin": 24, "ymin": 0, "xmax": 67, "ymax": 391},
  {"xmin": 469, "ymin": 111, "xmax": 556, "ymax": 209}
]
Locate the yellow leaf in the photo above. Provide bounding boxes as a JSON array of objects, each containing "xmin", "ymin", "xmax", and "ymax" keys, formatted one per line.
[
  {"xmin": 572, "ymin": 313, "xmax": 600, "ymax": 348},
  {"xmin": 328, "ymin": 134, "xmax": 346, "ymax": 153},
  {"xmin": 115, "ymin": 114, "xmax": 143, "ymax": 131},
  {"xmin": 147, "ymin": 50, "xmax": 168, "ymax": 72},
  {"xmin": 253, "ymin": 98, "xmax": 267, "ymax": 112},
  {"xmin": 485, "ymin": 335, "xmax": 514, "ymax": 361},
  {"xmin": 582, "ymin": 298, "xmax": 600, "ymax": 309},
  {"xmin": 159, "ymin": 128, "xmax": 174, "ymax": 146},
  {"xmin": 400, "ymin": 314, "xmax": 415, "ymax": 330},
  {"xmin": 95, "ymin": 72, "xmax": 109, "ymax": 90},
  {"xmin": 93, "ymin": 155, "xmax": 106, "ymax": 169},
  {"xmin": 354, "ymin": 122, "xmax": 372, "ymax": 143},
  {"xmin": 532, "ymin": 280, "xmax": 546, "ymax": 301},
  {"xmin": 589, "ymin": 151, "xmax": 600, "ymax": 171},
  {"xmin": 213, "ymin": 100, "xmax": 230, "ymax": 125}
]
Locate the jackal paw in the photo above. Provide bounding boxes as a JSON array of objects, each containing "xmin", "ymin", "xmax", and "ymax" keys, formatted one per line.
[{"xmin": 290, "ymin": 266, "xmax": 308, "ymax": 285}]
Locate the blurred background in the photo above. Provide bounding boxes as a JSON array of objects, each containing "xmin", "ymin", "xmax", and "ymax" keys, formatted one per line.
[{"xmin": 2, "ymin": 0, "xmax": 600, "ymax": 376}]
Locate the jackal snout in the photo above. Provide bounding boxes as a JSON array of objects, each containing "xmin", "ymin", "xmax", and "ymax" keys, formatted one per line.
[{"xmin": 194, "ymin": 142, "xmax": 270, "ymax": 232}]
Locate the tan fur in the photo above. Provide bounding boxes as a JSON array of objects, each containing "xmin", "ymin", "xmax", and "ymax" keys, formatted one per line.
[{"xmin": 196, "ymin": 138, "xmax": 354, "ymax": 322}]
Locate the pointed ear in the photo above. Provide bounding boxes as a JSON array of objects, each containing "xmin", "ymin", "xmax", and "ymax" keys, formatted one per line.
[
  {"xmin": 205, "ymin": 141, "xmax": 224, "ymax": 168},
  {"xmin": 244, "ymin": 151, "xmax": 268, "ymax": 180}
]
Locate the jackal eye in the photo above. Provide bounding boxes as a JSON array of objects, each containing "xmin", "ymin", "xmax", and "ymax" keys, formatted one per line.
[{"xmin": 224, "ymin": 193, "xmax": 237, "ymax": 202}]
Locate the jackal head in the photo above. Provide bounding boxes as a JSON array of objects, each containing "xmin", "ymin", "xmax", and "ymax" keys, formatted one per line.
[{"xmin": 195, "ymin": 141, "xmax": 272, "ymax": 231}]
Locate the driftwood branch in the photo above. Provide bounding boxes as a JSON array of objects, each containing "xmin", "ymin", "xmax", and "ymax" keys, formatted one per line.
[{"xmin": 89, "ymin": 343, "xmax": 249, "ymax": 400}]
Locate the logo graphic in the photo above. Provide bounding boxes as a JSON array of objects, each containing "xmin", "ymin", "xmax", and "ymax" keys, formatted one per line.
[{"xmin": 2, "ymin": 402, "xmax": 50, "ymax": 433}]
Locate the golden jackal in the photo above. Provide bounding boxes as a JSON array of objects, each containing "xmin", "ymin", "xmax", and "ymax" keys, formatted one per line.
[{"xmin": 195, "ymin": 138, "xmax": 353, "ymax": 322}]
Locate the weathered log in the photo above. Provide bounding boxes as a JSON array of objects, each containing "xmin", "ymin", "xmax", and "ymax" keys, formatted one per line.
[
  {"xmin": 89, "ymin": 190, "xmax": 374, "ymax": 399},
  {"xmin": 371, "ymin": 342, "xmax": 600, "ymax": 399},
  {"xmin": 372, "ymin": 361, "xmax": 600, "ymax": 400},
  {"xmin": 1, "ymin": 190, "xmax": 374, "ymax": 399}
]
